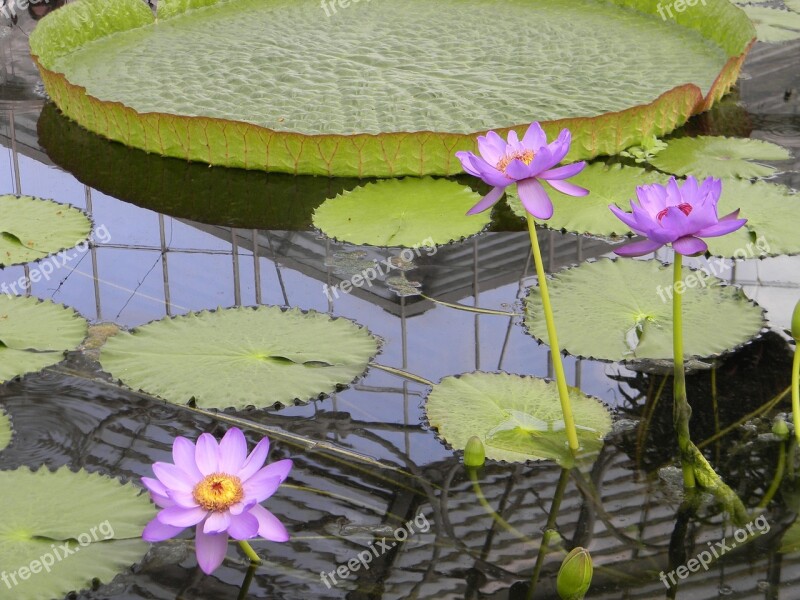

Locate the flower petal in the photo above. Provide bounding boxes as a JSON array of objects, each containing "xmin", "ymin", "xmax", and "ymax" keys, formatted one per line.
[
  {"xmin": 545, "ymin": 129, "xmax": 572, "ymax": 165},
  {"xmin": 538, "ymin": 161, "xmax": 585, "ymax": 181},
  {"xmin": 243, "ymin": 459, "xmax": 292, "ymax": 502},
  {"xmin": 195, "ymin": 433, "xmax": 220, "ymax": 476},
  {"xmin": 204, "ymin": 511, "xmax": 232, "ymax": 534},
  {"xmin": 613, "ymin": 238, "xmax": 665, "ymax": 257},
  {"xmin": 250, "ymin": 504, "xmax": 290, "ymax": 542},
  {"xmin": 521, "ymin": 122, "xmax": 546, "ymax": 150},
  {"xmin": 195, "ymin": 526, "xmax": 229, "ymax": 575},
  {"xmin": 456, "ymin": 151, "xmax": 482, "ymax": 177},
  {"xmin": 172, "ymin": 437, "xmax": 203, "ymax": 482},
  {"xmin": 219, "ymin": 428, "xmax": 248, "ymax": 474},
  {"xmin": 695, "ymin": 218, "xmax": 748, "ymax": 238},
  {"xmin": 484, "ymin": 130, "xmax": 507, "ymax": 154},
  {"xmin": 167, "ymin": 489, "xmax": 200, "ymax": 509},
  {"xmin": 672, "ymin": 236, "xmax": 708, "ymax": 256},
  {"xmin": 477, "ymin": 135, "xmax": 504, "ymax": 165},
  {"xmin": 517, "ymin": 178, "xmax": 553, "ymax": 219},
  {"xmin": 227, "ymin": 512, "xmax": 260, "ymax": 540},
  {"xmin": 505, "ymin": 158, "xmax": 535, "ymax": 180},
  {"xmin": 157, "ymin": 505, "xmax": 208, "ymax": 528},
  {"xmin": 462, "ymin": 154, "xmax": 509, "ymax": 186},
  {"xmin": 608, "ymin": 205, "xmax": 646, "ymax": 236},
  {"xmin": 238, "ymin": 437, "xmax": 270, "ymax": 482},
  {"xmin": 143, "ymin": 517, "xmax": 185, "ymax": 542},
  {"xmin": 142, "ymin": 477, "xmax": 175, "ymax": 508},
  {"xmin": 153, "ymin": 462, "xmax": 195, "ymax": 494},
  {"xmin": 466, "ymin": 186, "xmax": 505, "ymax": 215},
  {"xmin": 546, "ymin": 179, "xmax": 589, "ymax": 197}
]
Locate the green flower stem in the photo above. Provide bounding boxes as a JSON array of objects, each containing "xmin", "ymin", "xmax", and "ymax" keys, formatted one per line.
[
  {"xmin": 758, "ymin": 438, "xmax": 786, "ymax": 510},
  {"xmin": 238, "ymin": 540, "xmax": 262, "ymax": 565},
  {"xmin": 468, "ymin": 467, "xmax": 534, "ymax": 542},
  {"xmin": 237, "ymin": 563, "xmax": 258, "ymax": 600},
  {"xmin": 525, "ymin": 214, "xmax": 579, "ymax": 452},
  {"xmin": 672, "ymin": 254, "xmax": 696, "ymax": 489},
  {"xmin": 792, "ymin": 347, "xmax": 800, "ymax": 445}
]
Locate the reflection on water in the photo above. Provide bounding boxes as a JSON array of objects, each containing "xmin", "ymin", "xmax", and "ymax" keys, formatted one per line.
[{"xmin": 1, "ymin": 20, "xmax": 800, "ymax": 600}]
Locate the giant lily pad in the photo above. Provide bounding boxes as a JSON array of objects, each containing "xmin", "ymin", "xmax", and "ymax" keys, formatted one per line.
[
  {"xmin": 30, "ymin": 0, "xmax": 754, "ymax": 176},
  {"xmin": 0, "ymin": 408, "xmax": 11, "ymax": 451},
  {"xmin": 424, "ymin": 372, "xmax": 612, "ymax": 465},
  {"xmin": 0, "ymin": 195, "xmax": 92, "ymax": 268},
  {"xmin": 648, "ymin": 136, "xmax": 792, "ymax": 179},
  {"xmin": 705, "ymin": 179, "xmax": 800, "ymax": 258},
  {"xmin": 0, "ymin": 295, "xmax": 89, "ymax": 383},
  {"xmin": 0, "ymin": 467, "xmax": 152, "ymax": 600},
  {"xmin": 312, "ymin": 178, "xmax": 488, "ymax": 247},
  {"xmin": 738, "ymin": 6, "xmax": 800, "ymax": 43},
  {"xmin": 99, "ymin": 306, "xmax": 380, "ymax": 408},
  {"xmin": 523, "ymin": 259, "xmax": 765, "ymax": 362},
  {"xmin": 506, "ymin": 162, "xmax": 670, "ymax": 237}
]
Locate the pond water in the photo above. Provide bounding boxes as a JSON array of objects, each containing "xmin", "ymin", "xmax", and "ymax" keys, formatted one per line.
[{"xmin": 2, "ymin": 6, "xmax": 800, "ymax": 600}]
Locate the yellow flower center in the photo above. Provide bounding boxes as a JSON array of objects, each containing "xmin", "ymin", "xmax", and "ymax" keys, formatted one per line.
[
  {"xmin": 496, "ymin": 149, "xmax": 535, "ymax": 174},
  {"xmin": 192, "ymin": 473, "xmax": 244, "ymax": 511}
]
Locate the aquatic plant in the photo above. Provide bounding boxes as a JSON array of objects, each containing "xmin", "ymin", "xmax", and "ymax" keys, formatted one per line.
[{"xmin": 141, "ymin": 427, "xmax": 292, "ymax": 574}]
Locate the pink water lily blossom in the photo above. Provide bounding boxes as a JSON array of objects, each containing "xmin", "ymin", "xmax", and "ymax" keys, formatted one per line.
[
  {"xmin": 141, "ymin": 428, "xmax": 292, "ymax": 574},
  {"xmin": 609, "ymin": 176, "xmax": 747, "ymax": 257},
  {"xmin": 455, "ymin": 122, "xmax": 588, "ymax": 219}
]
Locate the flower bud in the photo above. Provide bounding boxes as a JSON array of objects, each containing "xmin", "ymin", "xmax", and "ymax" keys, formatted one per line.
[
  {"xmin": 792, "ymin": 299, "xmax": 800, "ymax": 342},
  {"xmin": 463, "ymin": 436, "xmax": 485, "ymax": 468},
  {"xmin": 773, "ymin": 418, "xmax": 790, "ymax": 440},
  {"xmin": 557, "ymin": 547, "xmax": 593, "ymax": 600}
]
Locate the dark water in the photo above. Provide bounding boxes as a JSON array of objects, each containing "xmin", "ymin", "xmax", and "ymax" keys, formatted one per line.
[{"xmin": 2, "ymin": 10, "xmax": 800, "ymax": 599}]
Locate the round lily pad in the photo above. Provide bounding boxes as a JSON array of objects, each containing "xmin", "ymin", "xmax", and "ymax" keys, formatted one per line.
[
  {"xmin": 0, "ymin": 195, "xmax": 92, "ymax": 268},
  {"xmin": 424, "ymin": 372, "xmax": 612, "ymax": 464},
  {"xmin": 704, "ymin": 179, "xmax": 800, "ymax": 258},
  {"xmin": 99, "ymin": 306, "xmax": 380, "ymax": 408},
  {"xmin": 0, "ymin": 295, "xmax": 89, "ymax": 384},
  {"xmin": 648, "ymin": 136, "xmax": 792, "ymax": 179},
  {"xmin": 0, "ymin": 466, "xmax": 153, "ymax": 600},
  {"xmin": 523, "ymin": 259, "xmax": 765, "ymax": 362},
  {"xmin": 312, "ymin": 178, "xmax": 489, "ymax": 247},
  {"xmin": 506, "ymin": 162, "xmax": 670, "ymax": 237},
  {"xmin": 739, "ymin": 6, "xmax": 800, "ymax": 43},
  {"xmin": 0, "ymin": 408, "xmax": 11, "ymax": 451},
  {"xmin": 30, "ymin": 0, "xmax": 754, "ymax": 175}
]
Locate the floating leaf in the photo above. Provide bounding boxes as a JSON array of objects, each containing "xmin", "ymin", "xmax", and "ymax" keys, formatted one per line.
[
  {"xmin": 740, "ymin": 6, "xmax": 800, "ymax": 42},
  {"xmin": 30, "ymin": 0, "xmax": 754, "ymax": 176},
  {"xmin": 788, "ymin": 0, "xmax": 800, "ymax": 13},
  {"xmin": 705, "ymin": 179, "xmax": 800, "ymax": 257},
  {"xmin": 424, "ymin": 372, "xmax": 611, "ymax": 465},
  {"xmin": 506, "ymin": 163, "xmax": 669, "ymax": 237},
  {"xmin": 99, "ymin": 306, "xmax": 380, "ymax": 408},
  {"xmin": 0, "ymin": 467, "xmax": 153, "ymax": 600},
  {"xmin": 0, "ymin": 195, "xmax": 92, "ymax": 268},
  {"xmin": 0, "ymin": 295, "xmax": 89, "ymax": 383},
  {"xmin": 649, "ymin": 136, "xmax": 792, "ymax": 179},
  {"xmin": 312, "ymin": 178, "xmax": 488, "ymax": 247},
  {"xmin": 0, "ymin": 408, "xmax": 11, "ymax": 451},
  {"xmin": 523, "ymin": 259, "xmax": 764, "ymax": 362}
]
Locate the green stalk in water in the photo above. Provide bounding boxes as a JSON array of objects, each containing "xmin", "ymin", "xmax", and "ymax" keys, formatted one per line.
[
  {"xmin": 526, "ymin": 214, "xmax": 580, "ymax": 452},
  {"xmin": 672, "ymin": 254, "xmax": 696, "ymax": 488},
  {"xmin": 238, "ymin": 540, "xmax": 262, "ymax": 565},
  {"xmin": 791, "ymin": 300, "xmax": 800, "ymax": 444}
]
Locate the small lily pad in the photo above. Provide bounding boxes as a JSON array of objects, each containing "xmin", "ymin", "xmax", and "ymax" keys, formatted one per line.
[
  {"xmin": 0, "ymin": 195, "xmax": 92, "ymax": 267},
  {"xmin": 312, "ymin": 178, "xmax": 490, "ymax": 247},
  {"xmin": 739, "ymin": 6, "xmax": 800, "ymax": 43},
  {"xmin": 424, "ymin": 372, "xmax": 612, "ymax": 465},
  {"xmin": 648, "ymin": 136, "xmax": 792, "ymax": 179},
  {"xmin": 99, "ymin": 306, "xmax": 380, "ymax": 408},
  {"xmin": 0, "ymin": 295, "xmax": 89, "ymax": 383},
  {"xmin": 0, "ymin": 408, "xmax": 11, "ymax": 451},
  {"xmin": 0, "ymin": 466, "xmax": 153, "ymax": 600},
  {"xmin": 705, "ymin": 179, "xmax": 800, "ymax": 257},
  {"xmin": 523, "ymin": 259, "xmax": 765, "ymax": 362},
  {"xmin": 506, "ymin": 162, "xmax": 670, "ymax": 237}
]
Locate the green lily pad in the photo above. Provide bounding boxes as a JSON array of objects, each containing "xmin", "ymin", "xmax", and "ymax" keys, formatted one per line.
[
  {"xmin": 505, "ymin": 163, "xmax": 670, "ymax": 237},
  {"xmin": 705, "ymin": 179, "xmax": 800, "ymax": 258},
  {"xmin": 648, "ymin": 136, "xmax": 792, "ymax": 179},
  {"xmin": 740, "ymin": 6, "xmax": 800, "ymax": 42},
  {"xmin": 424, "ymin": 372, "xmax": 612, "ymax": 465},
  {"xmin": 0, "ymin": 467, "xmax": 153, "ymax": 600},
  {"xmin": 523, "ymin": 259, "xmax": 765, "ymax": 362},
  {"xmin": 780, "ymin": 519, "xmax": 800, "ymax": 553},
  {"xmin": 0, "ymin": 408, "xmax": 11, "ymax": 451},
  {"xmin": 312, "ymin": 178, "xmax": 488, "ymax": 247},
  {"xmin": 788, "ymin": 0, "xmax": 800, "ymax": 13},
  {"xmin": 99, "ymin": 306, "xmax": 380, "ymax": 408},
  {"xmin": 0, "ymin": 195, "xmax": 92, "ymax": 268},
  {"xmin": 0, "ymin": 295, "xmax": 89, "ymax": 384},
  {"xmin": 30, "ymin": 0, "xmax": 754, "ymax": 176}
]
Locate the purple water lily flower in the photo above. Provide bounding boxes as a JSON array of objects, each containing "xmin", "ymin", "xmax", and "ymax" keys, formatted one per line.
[
  {"xmin": 141, "ymin": 428, "xmax": 292, "ymax": 574},
  {"xmin": 455, "ymin": 122, "xmax": 588, "ymax": 219},
  {"xmin": 609, "ymin": 176, "xmax": 747, "ymax": 257}
]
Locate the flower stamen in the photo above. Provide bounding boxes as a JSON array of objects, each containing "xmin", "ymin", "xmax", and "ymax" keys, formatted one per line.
[
  {"xmin": 496, "ymin": 149, "xmax": 535, "ymax": 175},
  {"xmin": 657, "ymin": 203, "xmax": 693, "ymax": 223},
  {"xmin": 193, "ymin": 473, "xmax": 244, "ymax": 511}
]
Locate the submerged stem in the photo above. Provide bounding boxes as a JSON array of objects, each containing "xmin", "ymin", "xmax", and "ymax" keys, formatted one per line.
[
  {"xmin": 525, "ymin": 214, "xmax": 579, "ymax": 452},
  {"xmin": 792, "ymin": 348, "xmax": 800, "ymax": 445},
  {"xmin": 238, "ymin": 540, "xmax": 262, "ymax": 565},
  {"xmin": 672, "ymin": 254, "xmax": 696, "ymax": 489}
]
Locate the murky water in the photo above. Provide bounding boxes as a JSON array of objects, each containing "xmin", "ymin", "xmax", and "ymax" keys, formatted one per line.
[{"xmin": 2, "ymin": 7, "xmax": 800, "ymax": 600}]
